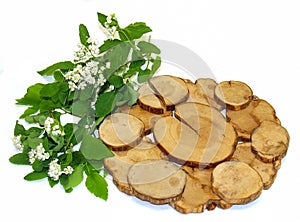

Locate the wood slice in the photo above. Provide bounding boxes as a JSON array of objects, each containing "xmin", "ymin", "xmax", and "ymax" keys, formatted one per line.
[
  {"xmin": 231, "ymin": 142, "xmax": 281, "ymax": 189},
  {"xmin": 175, "ymin": 102, "xmax": 228, "ymax": 134},
  {"xmin": 170, "ymin": 166, "xmax": 231, "ymax": 214},
  {"xmin": 215, "ymin": 80, "xmax": 253, "ymax": 110},
  {"xmin": 153, "ymin": 116, "xmax": 236, "ymax": 168},
  {"xmin": 227, "ymin": 98, "xmax": 281, "ymax": 141},
  {"xmin": 148, "ymin": 75, "xmax": 189, "ymax": 110},
  {"xmin": 174, "ymin": 102, "xmax": 237, "ymax": 167},
  {"xmin": 185, "ymin": 81, "xmax": 210, "ymax": 106},
  {"xmin": 104, "ymin": 157, "xmax": 134, "ymax": 195},
  {"xmin": 104, "ymin": 138, "xmax": 164, "ymax": 195},
  {"xmin": 212, "ymin": 161, "xmax": 263, "ymax": 204},
  {"xmin": 120, "ymin": 104, "xmax": 170, "ymax": 134},
  {"xmin": 251, "ymin": 120, "xmax": 289, "ymax": 163},
  {"xmin": 137, "ymin": 84, "xmax": 166, "ymax": 114},
  {"xmin": 196, "ymin": 78, "xmax": 225, "ymax": 110},
  {"xmin": 99, "ymin": 113, "xmax": 144, "ymax": 151},
  {"xmin": 126, "ymin": 139, "xmax": 164, "ymax": 162},
  {"xmin": 127, "ymin": 160, "xmax": 187, "ymax": 204}
]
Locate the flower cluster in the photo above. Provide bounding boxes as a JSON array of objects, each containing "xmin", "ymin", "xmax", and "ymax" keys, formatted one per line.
[
  {"xmin": 74, "ymin": 38, "xmax": 101, "ymax": 63},
  {"xmin": 104, "ymin": 14, "xmax": 119, "ymax": 40},
  {"xmin": 48, "ymin": 159, "xmax": 74, "ymax": 181},
  {"xmin": 28, "ymin": 143, "xmax": 50, "ymax": 164},
  {"xmin": 44, "ymin": 117, "xmax": 65, "ymax": 137},
  {"xmin": 12, "ymin": 135, "xmax": 24, "ymax": 152},
  {"xmin": 65, "ymin": 62, "xmax": 108, "ymax": 91}
]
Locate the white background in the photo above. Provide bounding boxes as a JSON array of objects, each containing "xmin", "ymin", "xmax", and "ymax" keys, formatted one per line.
[{"xmin": 0, "ymin": 0, "xmax": 299, "ymax": 221}]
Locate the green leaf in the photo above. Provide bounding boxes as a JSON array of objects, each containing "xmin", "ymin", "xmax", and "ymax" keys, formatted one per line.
[
  {"xmin": 99, "ymin": 39, "xmax": 122, "ymax": 52},
  {"xmin": 104, "ymin": 42, "xmax": 131, "ymax": 76},
  {"xmin": 16, "ymin": 83, "xmax": 43, "ymax": 106},
  {"xmin": 78, "ymin": 85, "xmax": 94, "ymax": 101},
  {"xmin": 20, "ymin": 106, "xmax": 39, "ymax": 119},
  {"xmin": 37, "ymin": 61, "xmax": 75, "ymax": 76},
  {"xmin": 79, "ymin": 24, "xmax": 90, "ymax": 47},
  {"xmin": 27, "ymin": 127, "xmax": 43, "ymax": 137},
  {"xmin": 108, "ymin": 75, "xmax": 124, "ymax": 88},
  {"xmin": 71, "ymin": 100, "xmax": 92, "ymax": 116},
  {"xmin": 52, "ymin": 137, "xmax": 64, "ymax": 151},
  {"xmin": 63, "ymin": 164, "xmax": 84, "ymax": 190},
  {"xmin": 123, "ymin": 59, "xmax": 145, "ymax": 78},
  {"xmin": 64, "ymin": 123, "xmax": 77, "ymax": 146},
  {"xmin": 95, "ymin": 91, "xmax": 117, "ymax": 118},
  {"xmin": 137, "ymin": 41, "xmax": 161, "ymax": 54},
  {"xmin": 14, "ymin": 121, "xmax": 26, "ymax": 136},
  {"xmin": 27, "ymin": 136, "xmax": 43, "ymax": 149},
  {"xmin": 32, "ymin": 160, "xmax": 44, "ymax": 172},
  {"xmin": 151, "ymin": 56, "xmax": 161, "ymax": 74},
  {"xmin": 85, "ymin": 171, "xmax": 108, "ymax": 200},
  {"xmin": 24, "ymin": 171, "xmax": 47, "ymax": 181},
  {"xmin": 39, "ymin": 99, "xmax": 61, "ymax": 112},
  {"xmin": 119, "ymin": 22, "xmax": 152, "ymax": 41},
  {"xmin": 74, "ymin": 127, "xmax": 89, "ymax": 143},
  {"xmin": 137, "ymin": 68, "xmax": 152, "ymax": 83},
  {"xmin": 88, "ymin": 160, "xmax": 104, "ymax": 171},
  {"xmin": 48, "ymin": 177, "xmax": 59, "ymax": 187},
  {"xmin": 80, "ymin": 134, "xmax": 113, "ymax": 160},
  {"xmin": 97, "ymin": 12, "xmax": 107, "ymax": 27},
  {"xmin": 24, "ymin": 112, "xmax": 48, "ymax": 125},
  {"xmin": 40, "ymin": 82, "xmax": 60, "ymax": 98},
  {"xmin": 53, "ymin": 70, "xmax": 64, "ymax": 82},
  {"xmin": 9, "ymin": 153, "xmax": 29, "ymax": 165},
  {"xmin": 126, "ymin": 84, "xmax": 140, "ymax": 106}
]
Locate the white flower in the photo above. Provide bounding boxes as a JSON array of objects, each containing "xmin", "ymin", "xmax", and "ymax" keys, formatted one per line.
[
  {"xmin": 123, "ymin": 78, "xmax": 129, "ymax": 84},
  {"xmin": 52, "ymin": 125, "xmax": 59, "ymax": 130},
  {"xmin": 48, "ymin": 159, "xmax": 73, "ymax": 181},
  {"xmin": 45, "ymin": 117, "xmax": 54, "ymax": 125},
  {"xmin": 85, "ymin": 61, "xmax": 99, "ymax": 76},
  {"xmin": 68, "ymin": 81, "xmax": 77, "ymax": 91},
  {"xmin": 97, "ymin": 74, "xmax": 106, "ymax": 86},
  {"xmin": 52, "ymin": 129, "xmax": 62, "ymax": 136},
  {"xmin": 106, "ymin": 85, "xmax": 115, "ymax": 92},
  {"xmin": 28, "ymin": 143, "xmax": 50, "ymax": 164},
  {"xmin": 35, "ymin": 143, "xmax": 50, "ymax": 161},
  {"xmin": 106, "ymin": 15, "xmax": 112, "ymax": 24},
  {"xmin": 85, "ymin": 74, "xmax": 96, "ymax": 85},
  {"xmin": 44, "ymin": 152, "xmax": 50, "ymax": 160},
  {"xmin": 72, "ymin": 73, "xmax": 81, "ymax": 83},
  {"xmin": 12, "ymin": 135, "xmax": 24, "ymax": 151},
  {"xmin": 48, "ymin": 159, "xmax": 62, "ymax": 181},
  {"xmin": 51, "ymin": 125, "xmax": 64, "ymax": 137},
  {"xmin": 78, "ymin": 82, "xmax": 87, "ymax": 90},
  {"xmin": 63, "ymin": 166, "xmax": 74, "ymax": 175},
  {"xmin": 100, "ymin": 66, "xmax": 105, "ymax": 72},
  {"xmin": 74, "ymin": 43, "xmax": 92, "ymax": 63},
  {"xmin": 88, "ymin": 43, "xmax": 100, "ymax": 57},
  {"xmin": 44, "ymin": 117, "xmax": 54, "ymax": 134},
  {"xmin": 87, "ymin": 37, "xmax": 93, "ymax": 44},
  {"xmin": 44, "ymin": 118, "xmax": 64, "ymax": 137},
  {"xmin": 28, "ymin": 149, "xmax": 36, "ymax": 164},
  {"xmin": 111, "ymin": 26, "xmax": 117, "ymax": 33},
  {"xmin": 65, "ymin": 71, "xmax": 73, "ymax": 80},
  {"xmin": 106, "ymin": 62, "xmax": 111, "ymax": 69}
]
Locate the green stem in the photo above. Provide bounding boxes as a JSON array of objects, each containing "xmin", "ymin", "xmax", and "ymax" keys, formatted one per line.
[{"xmin": 88, "ymin": 116, "xmax": 104, "ymax": 135}]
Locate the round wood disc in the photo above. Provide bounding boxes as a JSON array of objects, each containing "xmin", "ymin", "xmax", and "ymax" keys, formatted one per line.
[
  {"xmin": 99, "ymin": 113, "xmax": 145, "ymax": 151},
  {"xmin": 251, "ymin": 120, "xmax": 289, "ymax": 163},
  {"xmin": 215, "ymin": 80, "xmax": 253, "ymax": 110},
  {"xmin": 127, "ymin": 160, "xmax": 186, "ymax": 204},
  {"xmin": 212, "ymin": 161, "xmax": 263, "ymax": 204}
]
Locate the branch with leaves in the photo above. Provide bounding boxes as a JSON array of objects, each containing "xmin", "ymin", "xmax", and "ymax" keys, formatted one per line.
[{"xmin": 10, "ymin": 12, "xmax": 161, "ymax": 200}]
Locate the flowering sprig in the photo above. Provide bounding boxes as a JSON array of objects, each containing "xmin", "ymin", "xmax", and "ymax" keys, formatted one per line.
[{"xmin": 9, "ymin": 12, "xmax": 161, "ymax": 200}]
